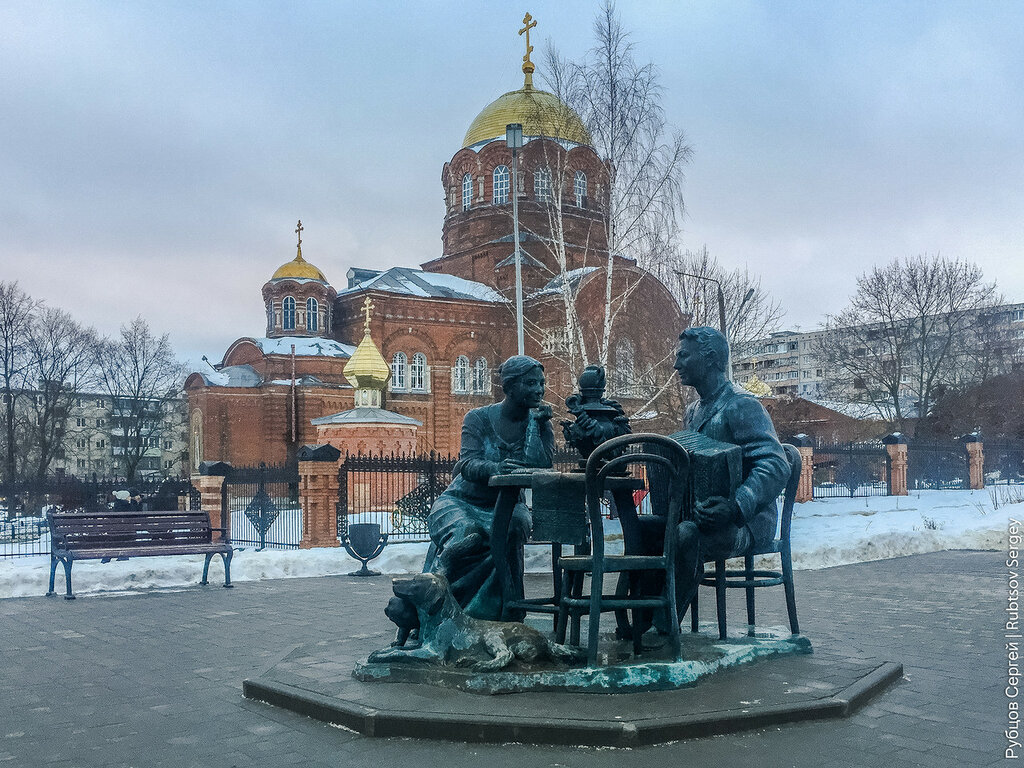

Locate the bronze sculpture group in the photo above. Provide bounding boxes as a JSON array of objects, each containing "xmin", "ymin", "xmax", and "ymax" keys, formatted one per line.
[{"xmin": 375, "ymin": 327, "xmax": 791, "ymax": 669}]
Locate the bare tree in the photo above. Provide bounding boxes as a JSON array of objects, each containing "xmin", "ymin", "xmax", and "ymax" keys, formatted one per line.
[
  {"xmin": 814, "ymin": 254, "xmax": 1000, "ymax": 434},
  {"xmin": 94, "ymin": 318, "xmax": 184, "ymax": 481},
  {"xmin": 23, "ymin": 308, "xmax": 98, "ymax": 481},
  {"xmin": 0, "ymin": 282, "xmax": 41, "ymax": 483},
  {"xmin": 656, "ymin": 245, "xmax": 785, "ymax": 351},
  {"xmin": 540, "ymin": 0, "xmax": 693, "ymax": 366}
]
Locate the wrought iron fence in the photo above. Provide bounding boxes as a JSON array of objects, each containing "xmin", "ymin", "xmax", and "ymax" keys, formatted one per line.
[
  {"xmin": 0, "ymin": 475, "xmax": 199, "ymax": 558},
  {"xmin": 983, "ymin": 441, "xmax": 1024, "ymax": 486},
  {"xmin": 224, "ymin": 462, "xmax": 301, "ymax": 550},
  {"xmin": 337, "ymin": 448, "xmax": 581, "ymax": 543},
  {"xmin": 907, "ymin": 440, "xmax": 969, "ymax": 491},
  {"xmin": 811, "ymin": 441, "xmax": 890, "ymax": 498}
]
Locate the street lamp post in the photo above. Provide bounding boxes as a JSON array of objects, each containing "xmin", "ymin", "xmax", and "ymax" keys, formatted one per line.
[{"xmin": 506, "ymin": 123, "xmax": 525, "ymax": 355}]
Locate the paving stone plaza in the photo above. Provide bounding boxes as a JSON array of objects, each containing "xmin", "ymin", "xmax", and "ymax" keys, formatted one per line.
[{"xmin": 1, "ymin": 550, "xmax": 1004, "ymax": 767}]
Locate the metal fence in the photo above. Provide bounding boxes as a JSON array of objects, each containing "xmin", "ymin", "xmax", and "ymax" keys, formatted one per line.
[
  {"xmin": 811, "ymin": 441, "xmax": 890, "ymax": 498},
  {"xmin": 337, "ymin": 448, "xmax": 581, "ymax": 543},
  {"xmin": 1, "ymin": 475, "xmax": 200, "ymax": 558},
  {"xmin": 224, "ymin": 462, "xmax": 301, "ymax": 550},
  {"xmin": 984, "ymin": 442, "xmax": 1024, "ymax": 486},
  {"xmin": 907, "ymin": 441, "xmax": 969, "ymax": 491}
]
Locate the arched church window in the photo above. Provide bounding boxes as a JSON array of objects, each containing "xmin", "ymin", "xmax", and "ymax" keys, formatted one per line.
[
  {"xmin": 493, "ymin": 165, "xmax": 510, "ymax": 204},
  {"xmin": 574, "ymin": 170, "xmax": 587, "ymax": 207},
  {"xmin": 462, "ymin": 173, "xmax": 473, "ymax": 211},
  {"xmin": 391, "ymin": 352, "xmax": 407, "ymax": 391},
  {"xmin": 534, "ymin": 167, "xmax": 552, "ymax": 202},
  {"xmin": 306, "ymin": 297, "xmax": 318, "ymax": 332},
  {"xmin": 452, "ymin": 355, "xmax": 470, "ymax": 393},
  {"xmin": 472, "ymin": 357, "xmax": 488, "ymax": 394},
  {"xmin": 410, "ymin": 353, "xmax": 428, "ymax": 392},
  {"xmin": 283, "ymin": 296, "xmax": 296, "ymax": 331}
]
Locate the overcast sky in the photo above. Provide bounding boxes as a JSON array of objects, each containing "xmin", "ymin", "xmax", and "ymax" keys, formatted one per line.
[{"xmin": 2, "ymin": 1, "xmax": 1022, "ymax": 365}]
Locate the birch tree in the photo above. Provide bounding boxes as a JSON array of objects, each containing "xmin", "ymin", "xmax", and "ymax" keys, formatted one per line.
[{"xmin": 0, "ymin": 282, "xmax": 40, "ymax": 483}]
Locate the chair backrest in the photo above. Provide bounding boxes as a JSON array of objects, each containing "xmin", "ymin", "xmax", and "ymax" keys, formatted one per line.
[
  {"xmin": 585, "ymin": 433, "xmax": 690, "ymax": 567},
  {"xmin": 778, "ymin": 443, "xmax": 802, "ymax": 547}
]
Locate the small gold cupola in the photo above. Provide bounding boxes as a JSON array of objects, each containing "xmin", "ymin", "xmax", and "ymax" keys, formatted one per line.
[
  {"xmin": 343, "ymin": 297, "xmax": 391, "ymax": 407},
  {"xmin": 271, "ymin": 220, "xmax": 329, "ymax": 282}
]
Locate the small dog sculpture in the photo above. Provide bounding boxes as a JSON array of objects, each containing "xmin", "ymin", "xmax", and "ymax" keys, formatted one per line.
[{"xmin": 368, "ymin": 573, "xmax": 583, "ymax": 672}]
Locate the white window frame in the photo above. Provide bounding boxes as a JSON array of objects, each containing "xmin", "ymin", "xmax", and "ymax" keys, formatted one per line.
[
  {"xmin": 493, "ymin": 165, "xmax": 510, "ymax": 204},
  {"xmin": 472, "ymin": 357, "xmax": 488, "ymax": 394},
  {"xmin": 410, "ymin": 353, "xmax": 428, "ymax": 392},
  {"xmin": 282, "ymin": 296, "xmax": 296, "ymax": 331},
  {"xmin": 573, "ymin": 170, "xmax": 587, "ymax": 207},
  {"xmin": 452, "ymin": 355, "xmax": 470, "ymax": 393},
  {"xmin": 306, "ymin": 297, "xmax": 318, "ymax": 332},
  {"xmin": 391, "ymin": 352, "xmax": 408, "ymax": 391},
  {"xmin": 462, "ymin": 173, "xmax": 473, "ymax": 211},
  {"xmin": 534, "ymin": 167, "xmax": 551, "ymax": 202}
]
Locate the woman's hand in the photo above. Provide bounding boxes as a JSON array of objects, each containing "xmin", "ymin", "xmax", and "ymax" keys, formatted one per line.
[{"xmin": 531, "ymin": 404, "xmax": 553, "ymax": 421}]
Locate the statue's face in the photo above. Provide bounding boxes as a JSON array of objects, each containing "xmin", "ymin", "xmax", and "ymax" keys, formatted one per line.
[
  {"xmin": 507, "ymin": 367, "xmax": 546, "ymax": 407},
  {"xmin": 674, "ymin": 339, "xmax": 705, "ymax": 386}
]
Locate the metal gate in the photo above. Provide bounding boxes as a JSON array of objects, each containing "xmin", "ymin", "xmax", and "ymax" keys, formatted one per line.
[
  {"xmin": 224, "ymin": 462, "xmax": 301, "ymax": 549},
  {"xmin": 907, "ymin": 441, "xmax": 969, "ymax": 490},
  {"xmin": 984, "ymin": 441, "xmax": 1024, "ymax": 486},
  {"xmin": 812, "ymin": 441, "xmax": 890, "ymax": 498}
]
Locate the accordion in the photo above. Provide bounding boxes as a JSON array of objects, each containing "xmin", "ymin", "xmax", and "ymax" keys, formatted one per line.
[{"xmin": 666, "ymin": 430, "xmax": 742, "ymax": 519}]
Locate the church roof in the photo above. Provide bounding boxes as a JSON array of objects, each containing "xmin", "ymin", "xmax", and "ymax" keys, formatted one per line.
[
  {"xmin": 462, "ymin": 85, "xmax": 591, "ymax": 149},
  {"xmin": 250, "ymin": 336, "xmax": 355, "ymax": 358},
  {"xmin": 528, "ymin": 266, "xmax": 600, "ymax": 299},
  {"xmin": 338, "ymin": 267, "xmax": 505, "ymax": 303},
  {"xmin": 194, "ymin": 364, "xmax": 262, "ymax": 388},
  {"xmin": 311, "ymin": 408, "xmax": 422, "ymax": 426}
]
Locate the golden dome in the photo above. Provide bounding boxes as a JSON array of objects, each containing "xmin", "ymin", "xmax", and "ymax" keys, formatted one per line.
[
  {"xmin": 271, "ymin": 244, "xmax": 328, "ymax": 282},
  {"xmin": 462, "ymin": 85, "xmax": 592, "ymax": 149},
  {"xmin": 742, "ymin": 374, "xmax": 772, "ymax": 398},
  {"xmin": 344, "ymin": 298, "xmax": 390, "ymax": 392}
]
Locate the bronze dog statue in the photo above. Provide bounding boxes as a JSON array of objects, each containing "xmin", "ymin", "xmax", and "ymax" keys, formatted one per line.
[{"xmin": 368, "ymin": 573, "xmax": 583, "ymax": 672}]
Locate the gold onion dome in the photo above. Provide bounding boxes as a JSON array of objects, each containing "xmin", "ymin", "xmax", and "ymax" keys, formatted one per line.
[
  {"xmin": 343, "ymin": 299, "xmax": 390, "ymax": 391},
  {"xmin": 742, "ymin": 374, "xmax": 772, "ymax": 398},
  {"xmin": 462, "ymin": 86, "xmax": 592, "ymax": 148},
  {"xmin": 462, "ymin": 12, "xmax": 590, "ymax": 149},
  {"xmin": 271, "ymin": 246, "xmax": 328, "ymax": 282}
]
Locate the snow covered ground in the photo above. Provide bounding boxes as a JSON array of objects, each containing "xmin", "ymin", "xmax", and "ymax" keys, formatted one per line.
[{"xmin": 0, "ymin": 488, "xmax": 1017, "ymax": 600}]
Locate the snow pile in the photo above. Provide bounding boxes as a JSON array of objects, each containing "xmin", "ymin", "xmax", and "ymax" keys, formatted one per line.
[{"xmin": 0, "ymin": 490, "xmax": 1014, "ymax": 600}]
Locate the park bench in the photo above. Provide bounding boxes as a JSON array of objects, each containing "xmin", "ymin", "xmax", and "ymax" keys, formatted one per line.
[{"xmin": 45, "ymin": 510, "xmax": 233, "ymax": 600}]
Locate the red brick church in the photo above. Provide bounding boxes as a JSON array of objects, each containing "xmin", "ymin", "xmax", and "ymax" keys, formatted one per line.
[{"xmin": 185, "ymin": 21, "xmax": 684, "ymax": 468}]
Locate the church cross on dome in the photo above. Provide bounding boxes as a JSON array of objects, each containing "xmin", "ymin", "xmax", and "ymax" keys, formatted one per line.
[
  {"xmin": 294, "ymin": 219, "xmax": 305, "ymax": 261},
  {"xmin": 361, "ymin": 296, "xmax": 375, "ymax": 333},
  {"xmin": 519, "ymin": 12, "xmax": 537, "ymax": 88}
]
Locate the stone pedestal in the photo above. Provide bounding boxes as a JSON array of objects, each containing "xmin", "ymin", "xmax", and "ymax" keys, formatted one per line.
[
  {"xmin": 298, "ymin": 444, "xmax": 343, "ymax": 549},
  {"xmin": 883, "ymin": 434, "xmax": 908, "ymax": 496},
  {"xmin": 965, "ymin": 437, "xmax": 984, "ymax": 490},
  {"xmin": 194, "ymin": 461, "xmax": 232, "ymax": 540}
]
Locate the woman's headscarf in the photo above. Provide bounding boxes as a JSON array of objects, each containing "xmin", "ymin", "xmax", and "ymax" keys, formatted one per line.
[{"xmin": 499, "ymin": 355, "xmax": 543, "ymax": 390}]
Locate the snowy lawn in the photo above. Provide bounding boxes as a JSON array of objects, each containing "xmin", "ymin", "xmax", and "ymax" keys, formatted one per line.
[{"xmin": 0, "ymin": 489, "xmax": 1016, "ymax": 600}]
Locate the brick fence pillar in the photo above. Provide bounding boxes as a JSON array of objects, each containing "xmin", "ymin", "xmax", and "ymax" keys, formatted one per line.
[
  {"xmin": 297, "ymin": 444, "xmax": 342, "ymax": 549},
  {"xmin": 964, "ymin": 433, "xmax": 984, "ymax": 491},
  {"xmin": 193, "ymin": 461, "xmax": 232, "ymax": 541},
  {"xmin": 883, "ymin": 433, "xmax": 908, "ymax": 496},
  {"xmin": 790, "ymin": 433, "xmax": 814, "ymax": 503}
]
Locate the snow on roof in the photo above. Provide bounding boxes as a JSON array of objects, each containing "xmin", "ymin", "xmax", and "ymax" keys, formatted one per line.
[
  {"xmin": 194, "ymin": 364, "xmax": 262, "ymax": 388},
  {"xmin": 494, "ymin": 251, "xmax": 545, "ymax": 269},
  {"xmin": 804, "ymin": 396, "xmax": 885, "ymax": 420},
  {"xmin": 337, "ymin": 267, "xmax": 505, "ymax": 303},
  {"xmin": 528, "ymin": 266, "xmax": 600, "ymax": 299},
  {"xmin": 310, "ymin": 407, "xmax": 422, "ymax": 426},
  {"xmin": 251, "ymin": 337, "xmax": 355, "ymax": 358}
]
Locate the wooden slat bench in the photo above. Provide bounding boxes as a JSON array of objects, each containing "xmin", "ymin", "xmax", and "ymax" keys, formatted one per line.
[{"xmin": 45, "ymin": 510, "xmax": 233, "ymax": 600}]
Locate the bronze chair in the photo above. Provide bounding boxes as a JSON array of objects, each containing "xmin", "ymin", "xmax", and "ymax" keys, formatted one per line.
[
  {"xmin": 556, "ymin": 433, "xmax": 690, "ymax": 666},
  {"xmin": 690, "ymin": 443, "xmax": 802, "ymax": 639}
]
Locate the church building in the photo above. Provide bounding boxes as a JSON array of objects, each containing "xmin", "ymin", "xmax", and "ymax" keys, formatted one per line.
[{"xmin": 185, "ymin": 16, "xmax": 684, "ymax": 468}]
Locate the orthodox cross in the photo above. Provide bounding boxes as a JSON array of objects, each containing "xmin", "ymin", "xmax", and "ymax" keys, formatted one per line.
[
  {"xmin": 519, "ymin": 12, "xmax": 537, "ymax": 75},
  {"xmin": 295, "ymin": 219, "xmax": 303, "ymax": 247},
  {"xmin": 361, "ymin": 296, "xmax": 374, "ymax": 333}
]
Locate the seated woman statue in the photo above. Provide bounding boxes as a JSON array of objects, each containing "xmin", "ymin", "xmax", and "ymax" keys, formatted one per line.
[{"xmin": 426, "ymin": 355, "xmax": 553, "ymax": 622}]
